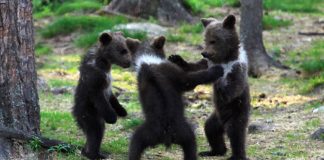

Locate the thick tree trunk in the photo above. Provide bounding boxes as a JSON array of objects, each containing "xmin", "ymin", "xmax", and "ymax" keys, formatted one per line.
[
  {"xmin": 240, "ymin": 0, "xmax": 288, "ymax": 77},
  {"xmin": 105, "ymin": 0, "xmax": 193, "ymax": 25},
  {"xmin": 0, "ymin": 0, "xmax": 40, "ymax": 159}
]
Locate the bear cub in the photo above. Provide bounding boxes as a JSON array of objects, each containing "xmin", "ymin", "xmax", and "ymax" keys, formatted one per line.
[
  {"xmin": 72, "ymin": 32, "xmax": 133, "ymax": 159},
  {"xmin": 126, "ymin": 36, "xmax": 224, "ymax": 160},
  {"xmin": 169, "ymin": 15, "xmax": 251, "ymax": 160}
]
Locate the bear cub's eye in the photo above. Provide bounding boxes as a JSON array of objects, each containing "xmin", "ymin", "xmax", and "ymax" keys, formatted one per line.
[
  {"xmin": 209, "ymin": 40, "xmax": 216, "ymax": 44},
  {"xmin": 120, "ymin": 49, "xmax": 128, "ymax": 55}
]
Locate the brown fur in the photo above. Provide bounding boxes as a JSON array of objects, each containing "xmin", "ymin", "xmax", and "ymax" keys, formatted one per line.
[
  {"xmin": 72, "ymin": 32, "xmax": 132, "ymax": 160},
  {"xmin": 169, "ymin": 15, "xmax": 251, "ymax": 160}
]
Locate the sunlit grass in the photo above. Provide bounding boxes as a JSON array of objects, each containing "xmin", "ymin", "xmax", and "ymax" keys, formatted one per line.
[
  {"xmin": 264, "ymin": 0, "xmax": 323, "ymax": 13},
  {"xmin": 55, "ymin": 1, "xmax": 102, "ymax": 15},
  {"xmin": 41, "ymin": 15, "xmax": 128, "ymax": 38},
  {"xmin": 262, "ymin": 15, "xmax": 292, "ymax": 30}
]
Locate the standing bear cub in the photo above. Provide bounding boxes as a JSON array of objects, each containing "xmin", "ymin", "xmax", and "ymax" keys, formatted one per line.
[
  {"xmin": 72, "ymin": 32, "xmax": 133, "ymax": 159},
  {"xmin": 169, "ymin": 15, "xmax": 251, "ymax": 160},
  {"xmin": 126, "ymin": 36, "xmax": 224, "ymax": 160}
]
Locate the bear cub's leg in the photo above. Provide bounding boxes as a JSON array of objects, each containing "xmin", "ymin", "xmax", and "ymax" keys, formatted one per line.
[
  {"xmin": 79, "ymin": 115, "xmax": 107, "ymax": 159},
  {"xmin": 199, "ymin": 113, "xmax": 227, "ymax": 157}
]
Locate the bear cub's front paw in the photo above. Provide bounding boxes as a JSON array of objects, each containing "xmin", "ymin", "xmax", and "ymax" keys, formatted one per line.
[
  {"xmin": 208, "ymin": 65, "xmax": 224, "ymax": 79},
  {"xmin": 168, "ymin": 55, "xmax": 187, "ymax": 66},
  {"xmin": 104, "ymin": 113, "xmax": 117, "ymax": 124},
  {"xmin": 114, "ymin": 106, "xmax": 128, "ymax": 117}
]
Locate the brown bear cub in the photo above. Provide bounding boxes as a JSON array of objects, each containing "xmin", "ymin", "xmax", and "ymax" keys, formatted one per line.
[
  {"xmin": 126, "ymin": 36, "xmax": 224, "ymax": 160},
  {"xmin": 169, "ymin": 15, "xmax": 251, "ymax": 160},
  {"xmin": 72, "ymin": 32, "xmax": 133, "ymax": 159}
]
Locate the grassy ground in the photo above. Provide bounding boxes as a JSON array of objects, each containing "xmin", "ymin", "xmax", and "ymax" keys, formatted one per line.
[{"xmin": 33, "ymin": 0, "xmax": 324, "ymax": 159}]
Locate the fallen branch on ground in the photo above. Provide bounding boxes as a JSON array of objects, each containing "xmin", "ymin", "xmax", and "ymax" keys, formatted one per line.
[
  {"xmin": 298, "ymin": 32, "xmax": 324, "ymax": 36},
  {"xmin": 0, "ymin": 126, "xmax": 81, "ymax": 152}
]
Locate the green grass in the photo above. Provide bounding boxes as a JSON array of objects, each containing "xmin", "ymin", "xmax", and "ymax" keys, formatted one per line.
[
  {"xmin": 166, "ymin": 34, "xmax": 186, "ymax": 43},
  {"xmin": 41, "ymin": 15, "xmax": 128, "ymax": 38},
  {"xmin": 262, "ymin": 15, "xmax": 292, "ymax": 30},
  {"xmin": 47, "ymin": 79, "xmax": 76, "ymax": 88},
  {"xmin": 179, "ymin": 23, "xmax": 203, "ymax": 34},
  {"xmin": 183, "ymin": 0, "xmax": 240, "ymax": 14},
  {"xmin": 41, "ymin": 111, "xmax": 81, "ymax": 143},
  {"xmin": 75, "ymin": 29, "xmax": 148, "ymax": 49},
  {"xmin": 301, "ymin": 60, "xmax": 324, "ymax": 73},
  {"xmin": 282, "ymin": 40, "xmax": 324, "ymax": 93},
  {"xmin": 300, "ymin": 40, "xmax": 324, "ymax": 74},
  {"xmin": 55, "ymin": 1, "xmax": 102, "ymax": 15},
  {"xmin": 121, "ymin": 118, "xmax": 143, "ymax": 130},
  {"xmin": 37, "ymin": 54, "xmax": 81, "ymax": 74},
  {"xmin": 263, "ymin": 0, "xmax": 323, "ymax": 13},
  {"xmin": 304, "ymin": 118, "xmax": 321, "ymax": 130},
  {"xmin": 35, "ymin": 43, "xmax": 53, "ymax": 57}
]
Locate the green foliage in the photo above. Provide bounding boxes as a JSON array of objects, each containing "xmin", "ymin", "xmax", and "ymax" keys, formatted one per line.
[
  {"xmin": 41, "ymin": 112, "xmax": 81, "ymax": 143},
  {"xmin": 28, "ymin": 137, "xmax": 42, "ymax": 151},
  {"xmin": 283, "ymin": 40, "xmax": 324, "ymax": 93},
  {"xmin": 263, "ymin": 0, "xmax": 322, "ymax": 13},
  {"xmin": 35, "ymin": 43, "xmax": 53, "ymax": 57},
  {"xmin": 48, "ymin": 79, "xmax": 76, "ymax": 88},
  {"xmin": 41, "ymin": 15, "xmax": 128, "ymax": 38},
  {"xmin": 300, "ymin": 40, "xmax": 324, "ymax": 74},
  {"xmin": 179, "ymin": 23, "xmax": 203, "ymax": 34},
  {"xmin": 166, "ymin": 34, "xmax": 186, "ymax": 42},
  {"xmin": 121, "ymin": 118, "xmax": 143, "ymax": 130},
  {"xmin": 55, "ymin": 1, "xmax": 102, "ymax": 15},
  {"xmin": 75, "ymin": 29, "xmax": 148, "ymax": 49},
  {"xmin": 262, "ymin": 15, "xmax": 292, "ymax": 30},
  {"xmin": 38, "ymin": 54, "xmax": 80, "ymax": 74},
  {"xmin": 104, "ymin": 137, "xmax": 129, "ymax": 154},
  {"xmin": 48, "ymin": 143, "xmax": 77, "ymax": 153},
  {"xmin": 301, "ymin": 74, "xmax": 324, "ymax": 93},
  {"xmin": 301, "ymin": 60, "xmax": 324, "ymax": 73},
  {"xmin": 304, "ymin": 118, "xmax": 321, "ymax": 129},
  {"xmin": 183, "ymin": 0, "xmax": 240, "ymax": 14},
  {"xmin": 74, "ymin": 32, "xmax": 98, "ymax": 48}
]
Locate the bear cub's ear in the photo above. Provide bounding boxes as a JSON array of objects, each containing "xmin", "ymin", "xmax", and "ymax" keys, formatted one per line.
[
  {"xmin": 152, "ymin": 36, "xmax": 166, "ymax": 49},
  {"xmin": 99, "ymin": 32, "xmax": 112, "ymax": 46},
  {"xmin": 223, "ymin": 15, "xmax": 236, "ymax": 29},
  {"xmin": 126, "ymin": 38, "xmax": 141, "ymax": 54},
  {"xmin": 201, "ymin": 18, "xmax": 215, "ymax": 28}
]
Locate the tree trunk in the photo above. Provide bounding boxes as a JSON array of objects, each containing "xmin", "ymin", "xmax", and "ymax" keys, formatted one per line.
[
  {"xmin": 240, "ymin": 0, "xmax": 288, "ymax": 77},
  {"xmin": 0, "ymin": 0, "xmax": 40, "ymax": 159},
  {"xmin": 105, "ymin": 0, "xmax": 193, "ymax": 25}
]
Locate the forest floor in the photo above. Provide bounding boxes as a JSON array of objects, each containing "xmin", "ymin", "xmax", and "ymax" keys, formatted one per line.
[{"xmin": 32, "ymin": 0, "xmax": 324, "ymax": 159}]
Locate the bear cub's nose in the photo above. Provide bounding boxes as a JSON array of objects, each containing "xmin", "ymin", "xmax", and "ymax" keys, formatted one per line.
[{"xmin": 201, "ymin": 52, "xmax": 208, "ymax": 58}]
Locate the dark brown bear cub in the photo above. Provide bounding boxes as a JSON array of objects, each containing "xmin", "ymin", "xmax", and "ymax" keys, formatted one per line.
[
  {"xmin": 126, "ymin": 36, "xmax": 224, "ymax": 160},
  {"xmin": 169, "ymin": 15, "xmax": 251, "ymax": 160},
  {"xmin": 72, "ymin": 32, "xmax": 133, "ymax": 159}
]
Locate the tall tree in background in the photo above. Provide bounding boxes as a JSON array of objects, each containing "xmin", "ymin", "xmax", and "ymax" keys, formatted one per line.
[
  {"xmin": 105, "ymin": 0, "xmax": 193, "ymax": 25},
  {"xmin": 0, "ymin": 0, "xmax": 40, "ymax": 158},
  {"xmin": 240, "ymin": 0, "xmax": 288, "ymax": 77}
]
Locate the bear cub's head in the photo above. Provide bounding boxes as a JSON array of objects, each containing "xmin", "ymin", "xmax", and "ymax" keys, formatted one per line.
[
  {"xmin": 125, "ymin": 36, "xmax": 166, "ymax": 61},
  {"xmin": 201, "ymin": 15, "xmax": 239, "ymax": 64},
  {"xmin": 97, "ymin": 32, "xmax": 132, "ymax": 68}
]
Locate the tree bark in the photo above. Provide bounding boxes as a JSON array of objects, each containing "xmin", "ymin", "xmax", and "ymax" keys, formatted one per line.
[
  {"xmin": 0, "ymin": 0, "xmax": 40, "ymax": 159},
  {"xmin": 240, "ymin": 0, "xmax": 288, "ymax": 77},
  {"xmin": 105, "ymin": 0, "xmax": 193, "ymax": 25}
]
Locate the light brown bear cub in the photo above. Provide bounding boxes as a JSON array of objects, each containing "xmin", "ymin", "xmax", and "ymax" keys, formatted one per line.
[{"xmin": 169, "ymin": 15, "xmax": 251, "ymax": 160}]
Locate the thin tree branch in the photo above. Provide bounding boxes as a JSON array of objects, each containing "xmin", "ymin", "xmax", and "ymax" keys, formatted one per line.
[
  {"xmin": 298, "ymin": 32, "xmax": 324, "ymax": 36},
  {"xmin": 0, "ymin": 126, "xmax": 81, "ymax": 152}
]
